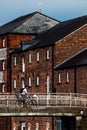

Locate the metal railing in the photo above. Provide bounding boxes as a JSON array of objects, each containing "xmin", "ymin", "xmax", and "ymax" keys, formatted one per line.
[{"xmin": 0, "ymin": 93, "xmax": 87, "ymax": 109}]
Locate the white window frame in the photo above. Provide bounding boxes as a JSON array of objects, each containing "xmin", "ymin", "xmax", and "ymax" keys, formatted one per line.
[
  {"xmin": 57, "ymin": 118, "xmax": 62, "ymax": 130},
  {"xmin": 29, "ymin": 53, "xmax": 32, "ymax": 63},
  {"xmin": 14, "ymin": 56, "xmax": 17, "ymax": 66},
  {"xmin": 2, "ymin": 39, "xmax": 5, "ymax": 47},
  {"xmin": 14, "ymin": 127, "xmax": 16, "ymax": 130},
  {"xmin": 29, "ymin": 77, "xmax": 32, "ymax": 87},
  {"xmin": 66, "ymin": 71, "xmax": 69, "ymax": 83},
  {"xmin": 28, "ymin": 123, "xmax": 31, "ymax": 130},
  {"xmin": 22, "ymin": 79, "xmax": 25, "ymax": 88},
  {"xmin": 36, "ymin": 122, "xmax": 39, "ymax": 130},
  {"xmin": 22, "ymin": 57, "xmax": 25, "ymax": 72},
  {"xmin": 36, "ymin": 76, "xmax": 39, "ymax": 86},
  {"xmin": 46, "ymin": 49, "xmax": 50, "ymax": 60},
  {"xmin": 46, "ymin": 122, "xmax": 50, "ymax": 130},
  {"xmin": 14, "ymin": 79, "xmax": 16, "ymax": 89},
  {"xmin": 21, "ymin": 122, "xmax": 26, "ymax": 130},
  {"xmin": 2, "ymin": 61, "xmax": 5, "ymax": 70},
  {"xmin": 37, "ymin": 52, "xmax": 40, "ymax": 62},
  {"xmin": 58, "ymin": 72, "xmax": 61, "ymax": 83}
]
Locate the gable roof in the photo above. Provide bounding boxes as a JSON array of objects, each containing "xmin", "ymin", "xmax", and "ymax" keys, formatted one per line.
[
  {"xmin": 0, "ymin": 12, "xmax": 59, "ymax": 35},
  {"xmin": 10, "ymin": 14, "xmax": 87, "ymax": 53},
  {"xmin": 54, "ymin": 48, "xmax": 87, "ymax": 70},
  {"xmin": 21, "ymin": 15, "xmax": 87, "ymax": 51}
]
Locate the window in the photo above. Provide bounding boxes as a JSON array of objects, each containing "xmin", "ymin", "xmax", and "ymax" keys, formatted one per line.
[
  {"xmin": 46, "ymin": 122, "xmax": 50, "ymax": 130},
  {"xmin": 2, "ymin": 84, "xmax": 5, "ymax": 93},
  {"xmin": 57, "ymin": 118, "xmax": 62, "ymax": 130},
  {"xmin": 46, "ymin": 49, "xmax": 50, "ymax": 60},
  {"xmin": 14, "ymin": 127, "xmax": 16, "ymax": 130},
  {"xmin": 58, "ymin": 72, "xmax": 61, "ymax": 83},
  {"xmin": 47, "ymin": 75, "xmax": 50, "ymax": 94},
  {"xmin": 14, "ymin": 79, "xmax": 16, "ymax": 88},
  {"xmin": 21, "ymin": 122, "xmax": 26, "ymax": 130},
  {"xmin": 28, "ymin": 123, "xmax": 31, "ymax": 130},
  {"xmin": 37, "ymin": 52, "xmax": 40, "ymax": 62},
  {"xmin": 14, "ymin": 56, "xmax": 17, "ymax": 66},
  {"xmin": 66, "ymin": 71, "xmax": 69, "ymax": 83},
  {"xmin": 22, "ymin": 78, "xmax": 25, "ymax": 88},
  {"xmin": 36, "ymin": 122, "xmax": 39, "ymax": 130},
  {"xmin": 29, "ymin": 54, "xmax": 32, "ymax": 63},
  {"xmin": 22, "ymin": 57, "xmax": 25, "ymax": 72},
  {"xmin": 2, "ymin": 61, "xmax": 5, "ymax": 70},
  {"xmin": 36, "ymin": 76, "xmax": 39, "ymax": 86},
  {"xmin": 29, "ymin": 77, "xmax": 32, "ymax": 87},
  {"xmin": 2, "ymin": 38, "xmax": 5, "ymax": 47}
]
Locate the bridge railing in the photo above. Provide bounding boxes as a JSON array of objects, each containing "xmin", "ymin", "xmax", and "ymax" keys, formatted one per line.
[{"xmin": 0, "ymin": 93, "xmax": 87, "ymax": 109}]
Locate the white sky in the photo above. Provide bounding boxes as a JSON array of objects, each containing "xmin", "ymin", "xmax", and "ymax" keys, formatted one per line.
[{"xmin": 0, "ymin": 0, "xmax": 87, "ymax": 25}]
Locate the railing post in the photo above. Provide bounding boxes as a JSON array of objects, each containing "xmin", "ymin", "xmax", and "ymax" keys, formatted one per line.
[
  {"xmin": 47, "ymin": 94, "xmax": 50, "ymax": 107},
  {"xmin": 70, "ymin": 93, "xmax": 72, "ymax": 107},
  {"xmin": 6, "ymin": 95, "xmax": 8, "ymax": 107}
]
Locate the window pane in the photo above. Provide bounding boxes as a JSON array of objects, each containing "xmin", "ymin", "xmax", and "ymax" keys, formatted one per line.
[
  {"xmin": 22, "ymin": 57, "xmax": 25, "ymax": 72},
  {"xmin": 36, "ymin": 76, "xmax": 39, "ymax": 86},
  {"xmin": 37, "ymin": 52, "xmax": 40, "ymax": 62},
  {"xmin": 58, "ymin": 73, "xmax": 61, "ymax": 83},
  {"xmin": 29, "ymin": 77, "xmax": 31, "ymax": 87},
  {"xmin": 29, "ymin": 54, "xmax": 31, "ymax": 63},
  {"xmin": 47, "ymin": 49, "xmax": 50, "ymax": 60},
  {"xmin": 14, "ymin": 80, "xmax": 16, "ymax": 88},
  {"xmin": 2, "ymin": 39, "xmax": 5, "ymax": 47},
  {"xmin": 14, "ymin": 56, "xmax": 17, "ymax": 66},
  {"xmin": 66, "ymin": 72, "xmax": 69, "ymax": 82}
]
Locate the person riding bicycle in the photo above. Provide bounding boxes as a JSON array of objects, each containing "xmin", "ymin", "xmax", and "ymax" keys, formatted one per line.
[{"xmin": 20, "ymin": 87, "xmax": 28, "ymax": 104}]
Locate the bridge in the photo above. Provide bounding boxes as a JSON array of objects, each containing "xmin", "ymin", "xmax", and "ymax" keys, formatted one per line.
[{"xmin": 0, "ymin": 93, "xmax": 87, "ymax": 109}]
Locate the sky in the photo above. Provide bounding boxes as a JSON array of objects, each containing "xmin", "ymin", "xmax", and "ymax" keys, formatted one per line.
[{"xmin": 0, "ymin": 0, "xmax": 87, "ymax": 25}]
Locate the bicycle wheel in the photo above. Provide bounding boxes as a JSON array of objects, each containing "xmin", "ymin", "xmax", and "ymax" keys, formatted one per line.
[
  {"xmin": 30, "ymin": 100, "xmax": 37, "ymax": 107},
  {"xmin": 15, "ymin": 100, "xmax": 23, "ymax": 107},
  {"xmin": 25, "ymin": 100, "xmax": 31, "ymax": 108}
]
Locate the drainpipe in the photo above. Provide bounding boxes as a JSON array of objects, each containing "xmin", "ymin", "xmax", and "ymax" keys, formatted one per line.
[
  {"xmin": 52, "ymin": 116, "xmax": 54, "ymax": 130},
  {"xmin": 74, "ymin": 67, "xmax": 77, "ymax": 93}
]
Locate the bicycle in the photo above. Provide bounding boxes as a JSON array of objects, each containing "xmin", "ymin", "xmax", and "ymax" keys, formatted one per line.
[{"xmin": 15, "ymin": 93, "xmax": 37, "ymax": 108}]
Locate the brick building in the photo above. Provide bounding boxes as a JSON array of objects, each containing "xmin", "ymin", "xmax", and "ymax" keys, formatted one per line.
[
  {"xmin": 0, "ymin": 12, "xmax": 87, "ymax": 130},
  {"xmin": 0, "ymin": 12, "xmax": 58, "ymax": 93}
]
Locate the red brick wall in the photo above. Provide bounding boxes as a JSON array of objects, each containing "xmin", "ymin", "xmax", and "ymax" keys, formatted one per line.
[
  {"xmin": 0, "ymin": 34, "xmax": 33, "ymax": 92},
  {"xmin": 54, "ymin": 69, "xmax": 75, "ymax": 93},
  {"xmin": 11, "ymin": 46, "xmax": 53, "ymax": 94},
  {"xmin": 76, "ymin": 66, "xmax": 87, "ymax": 94},
  {"xmin": 8, "ymin": 34, "xmax": 32, "ymax": 48},
  {"xmin": 54, "ymin": 24, "xmax": 87, "ymax": 94},
  {"xmin": 11, "ymin": 116, "xmax": 52, "ymax": 130},
  {"xmin": 54, "ymin": 66, "xmax": 87, "ymax": 94},
  {"xmin": 0, "ymin": 117, "xmax": 11, "ymax": 130},
  {"xmin": 54, "ymin": 24, "xmax": 87, "ymax": 66}
]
